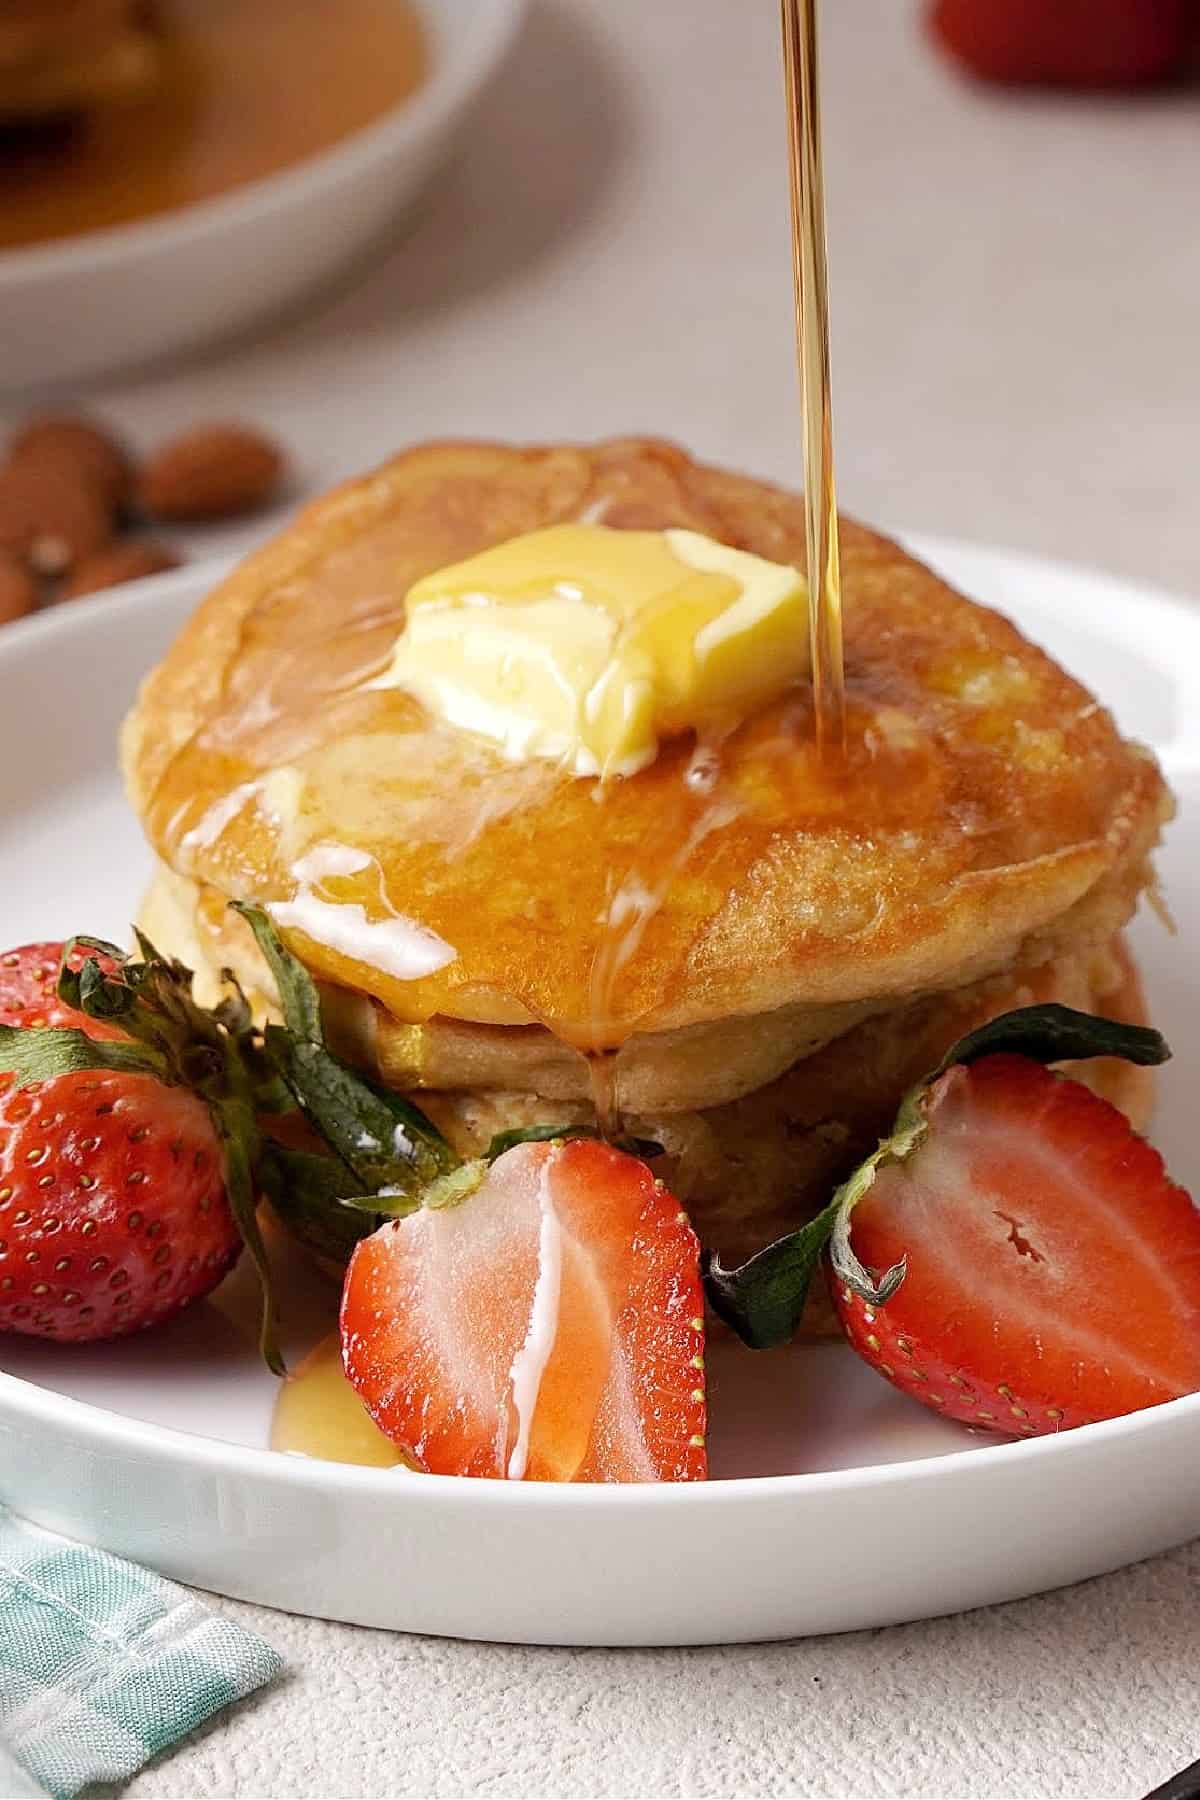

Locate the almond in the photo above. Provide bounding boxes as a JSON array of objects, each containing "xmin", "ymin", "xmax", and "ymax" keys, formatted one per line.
[
  {"xmin": 0, "ymin": 459, "xmax": 114, "ymax": 575},
  {"xmin": 0, "ymin": 550, "xmax": 37, "ymax": 624},
  {"xmin": 60, "ymin": 539, "xmax": 183, "ymax": 601},
  {"xmin": 9, "ymin": 414, "xmax": 132, "ymax": 511},
  {"xmin": 136, "ymin": 423, "xmax": 286, "ymax": 522}
]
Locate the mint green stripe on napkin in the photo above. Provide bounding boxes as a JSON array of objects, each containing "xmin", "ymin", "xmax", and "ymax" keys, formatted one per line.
[{"xmin": 0, "ymin": 1513, "xmax": 282, "ymax": 1799}]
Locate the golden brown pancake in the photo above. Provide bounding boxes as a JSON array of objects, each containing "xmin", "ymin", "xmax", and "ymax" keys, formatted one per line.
[
  {"xmin": 123, "ymin": 438, "xmax": 1169, "ymax": 1050},
  {"xmin": 141, "ymin": 858, "xmax": 1153, "ymax": 1121},
  {"xmin": 136, "ymin": 853, "xmax": 1154, "ymax": 1262},
  {"xmin": 123, "ymin": 439, "xmax": 1171, "ymax": 1307}
]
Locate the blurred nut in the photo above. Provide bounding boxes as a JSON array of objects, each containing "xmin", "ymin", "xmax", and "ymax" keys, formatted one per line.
[
  {"xmin": 0, "ymin": 550, "xmax": 36, "ymax": 624},
  {"xmin": 136, "ymin": 422, "xmax": 286, "ymax": 522},
  {"xmin": 10, "ymin": 414, "xmax": 133, "ymax": 511},
  {"xmin": 0, "ymin": 459, "xmax": 114, "ymax": 575},
  {"xmin": 61, "ymin": 538, "xmax": 183, "ymax": 600}
]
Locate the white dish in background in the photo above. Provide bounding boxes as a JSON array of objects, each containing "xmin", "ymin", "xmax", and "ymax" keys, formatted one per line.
[
  {"xmin": 0, "ymin": 537, "xmax": 1197, "ymax": 1646},
  {"xmin": 0, "ymin": 0, "xmax": 526, "ymax": 390}
]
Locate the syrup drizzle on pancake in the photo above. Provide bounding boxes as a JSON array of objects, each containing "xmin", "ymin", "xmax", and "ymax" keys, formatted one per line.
[{"xmin": 134, "ymin": 441, "xmax": 1157, "ymax": 1146}]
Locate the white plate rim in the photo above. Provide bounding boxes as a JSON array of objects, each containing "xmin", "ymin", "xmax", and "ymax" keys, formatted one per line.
[
  {"xmin": 0, "ymin": 0, "xmax": 528, "ymax": 283},
  {"xmin": 2, "ymin": 1335, "xmax": 1199, "ymax": 1509},
  {"xmin": 0, "ymin": 532, "xmax": 1196, "ymax": 1514}
]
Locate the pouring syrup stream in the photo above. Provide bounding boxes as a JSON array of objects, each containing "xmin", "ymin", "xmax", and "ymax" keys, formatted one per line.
[{"xmin": 781, "ymin": 0, "xmax": 846, "ymax": 758}]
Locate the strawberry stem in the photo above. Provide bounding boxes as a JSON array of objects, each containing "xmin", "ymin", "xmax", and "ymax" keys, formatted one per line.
[{"xmin": 215, "ymin": 1096, "xmax": 282, "ymax": 1375}]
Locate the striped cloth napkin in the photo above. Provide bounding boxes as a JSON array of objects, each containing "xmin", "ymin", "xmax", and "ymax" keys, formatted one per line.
[{"xmin": 0, "ymin": 1512, "xmax": 282, "ymax": 1799}]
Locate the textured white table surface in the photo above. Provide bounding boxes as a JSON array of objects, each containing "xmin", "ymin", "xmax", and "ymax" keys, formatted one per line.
[{"xmin": 12, "ymin": 1, "xmax": 1200, "ymax": 1796}]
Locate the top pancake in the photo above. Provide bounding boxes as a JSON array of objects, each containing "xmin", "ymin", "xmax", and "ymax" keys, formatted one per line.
[{"xmin": 121, "ymin": 438, "xmax": 1169, "ymax": 1049}]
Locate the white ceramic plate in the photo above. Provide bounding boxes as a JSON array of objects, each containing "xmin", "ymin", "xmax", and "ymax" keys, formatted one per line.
[
  {"xmin": 0, "ymin": 537, "xmax": 1198, "ymax": 1647},
  {"xmin": 0, "ymin": 0, "xmax": 526, "ymax": 389}
]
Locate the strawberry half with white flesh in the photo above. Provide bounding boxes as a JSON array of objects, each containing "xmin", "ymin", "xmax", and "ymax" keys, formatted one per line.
[
  {"xmin": 834, "ymin": 1053, "xmax": 1200, "ymax": 1432},
  {"xmin": 706, "ymin": 1004, "xmax": 1198, "ymax": 1435},
  {"xmin": 341, "ymin": 1138, "xmax": 707, "ymax": 1482}
]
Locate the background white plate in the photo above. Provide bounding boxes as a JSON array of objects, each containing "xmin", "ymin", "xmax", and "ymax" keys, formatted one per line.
[
  {"xmin": 0, "ymin": 537, "xmax": 1197, "ymax": 1646},
  {"xmin": 0, "ymin": 0, "xmax": 526, "ymax": 390}
]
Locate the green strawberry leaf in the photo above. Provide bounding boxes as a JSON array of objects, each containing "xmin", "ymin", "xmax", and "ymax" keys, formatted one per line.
[
  {"xmin": 233, "ymin": 902, "xmax": 456, "ymax": 1193},
  {"xmin": 705, "ymin": 1004, "xmax": 1168, "ymax": 1348},
  {"xmin": 335, "ymin": 1189, "xmax": 420, "ymax": 1219},
  {"xmin": 263, "ymin": 1027, "xmax": 454, "ymax": 1195},
  {"xmin": 0, "ymin": 1024, "xmax": 167, "ymax": 1086},
  {"xmin": 704, "ymin": 1192, "xmax": 843, "ymax": 1349},
  {"xmin": 259, "ymin": 1141, "xmax": 384, "ymax": 1264},
  {"xmin": 76, "ymin": 956, "xmax": 135, "ymax": 1019},
  {"xmin": 421, "ymin": 1160, "xmax": 489, "ymax": 1211},
  {"xmin": 482, "ymin": 1123, "xmax": 664, "ymax": 1163},
  {"xmin": 232, "ymin": 901, "xmax": 322, "ymax": 1042},
  {"xmin": 704, "ymin": 1107, "xmax": 917, "ymax": 1347},
  {"xmin": 334, "ymin": 1161, "xmax": 489, "ymax": 1218},
  {"xmin": 214, "ymin": 1095, "xmax": 282, "ymax": 1376},
  {"xmin": 933, "ymin": 1002, "xmax": 1169, "ymax": 1078}
]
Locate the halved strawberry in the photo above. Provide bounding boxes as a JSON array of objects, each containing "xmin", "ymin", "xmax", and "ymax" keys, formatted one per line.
[
  {"xmin": 340, "ymin": 1138, "xmax": 707, "ymax": 1482},
  {"xmin": 833, "ymin": 1054, "xmax": 1200, "ymax": 1433}
]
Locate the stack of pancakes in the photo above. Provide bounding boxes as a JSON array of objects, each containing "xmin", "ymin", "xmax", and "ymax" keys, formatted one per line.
[{"xmin": 121, "ymin": 439, "xmax": 1170, "ymax": 1271}]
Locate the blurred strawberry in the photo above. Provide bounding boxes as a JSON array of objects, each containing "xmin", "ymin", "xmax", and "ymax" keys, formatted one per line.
[{"xmin": 929, "ymin": 0, "xmax": 1190, "ymax": 88}]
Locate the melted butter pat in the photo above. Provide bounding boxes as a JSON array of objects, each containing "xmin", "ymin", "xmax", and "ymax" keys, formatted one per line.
[{"xmin": 376, "ymin": 525, "xmax": 811, "ymax": 778}]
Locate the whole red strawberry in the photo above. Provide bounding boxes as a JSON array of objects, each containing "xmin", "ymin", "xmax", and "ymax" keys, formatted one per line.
[
  {"xmin": 929, "ymin": 0, "xmax": 1190, "ymax": 87},
  {"xmin": 0, "ymin": 1069, "xmax": 239, "ymax": 1341},
  {"xmin": 0, "ymin": 941, "xmax": 120, "ymax": 1032},
  {"xmin": 0, "ymin": 939, "xmax": 260, "ymax": 1351},
  {"xmin": 0, "ymin": 920, "xmax": 461, "ymax": 1370},
  {"xmin": 0, "ymin": 916, "xmax": 536, "ymax": 1379}
]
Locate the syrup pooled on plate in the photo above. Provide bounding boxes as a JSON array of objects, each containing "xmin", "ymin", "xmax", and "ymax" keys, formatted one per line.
[{"xmin": 271, "ymin": 1332, "xmax": 405, "ymax": 1469}]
